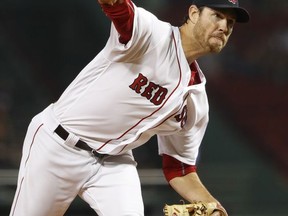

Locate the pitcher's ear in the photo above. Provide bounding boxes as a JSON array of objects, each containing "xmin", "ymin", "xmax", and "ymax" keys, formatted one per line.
[{"xmin": 188, "ymin": 5, "xmax": 201, "ymax": 24}]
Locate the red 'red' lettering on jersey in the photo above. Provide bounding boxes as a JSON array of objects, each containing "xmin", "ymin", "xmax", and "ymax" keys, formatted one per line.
[{"xmin": 129, "ymin": 73, "xmax": 168, "ymax": 106}]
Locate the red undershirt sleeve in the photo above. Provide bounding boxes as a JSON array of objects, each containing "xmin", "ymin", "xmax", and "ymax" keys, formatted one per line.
[
  {"xmin": 162, "ymin": 154, "xmax": 197, "ymax": 182},
  {"xmin": 100, "ymin": 0, "xmax": 134, "ymax": 44}
]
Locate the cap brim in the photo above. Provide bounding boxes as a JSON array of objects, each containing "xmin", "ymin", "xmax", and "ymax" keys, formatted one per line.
[
  {"xmin": 234, "ymin": 7, "xmax": 250, "ymax": 23},
  {"xmin": 207, "ymin": 5, "xmax": 250, "ymax": 23}
]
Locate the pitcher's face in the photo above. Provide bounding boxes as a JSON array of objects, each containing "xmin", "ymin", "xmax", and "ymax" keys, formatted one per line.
[{"xmin": 193, "ymin": 7, "xmax": 236, "ymax": 53}]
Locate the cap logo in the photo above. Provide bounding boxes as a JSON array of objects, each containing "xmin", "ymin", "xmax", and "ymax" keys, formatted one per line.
[{"xmin": 228, "ymin": 0, "xmax": 237, "ymax": 4}]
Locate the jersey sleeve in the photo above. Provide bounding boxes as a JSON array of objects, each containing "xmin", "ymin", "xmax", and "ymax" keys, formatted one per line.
[
  {"xmin": 157, "ymin": 73, "xmax": 209, "ymax": 165},
  {"xmin": 157, "ymin": 124, "xmax": 207, "ymax": 166}
]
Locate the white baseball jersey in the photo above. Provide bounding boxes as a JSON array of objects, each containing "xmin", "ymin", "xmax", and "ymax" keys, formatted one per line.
[{"xmin": 53, "ymin": 4, "xmax": 209, "ymax": 165}]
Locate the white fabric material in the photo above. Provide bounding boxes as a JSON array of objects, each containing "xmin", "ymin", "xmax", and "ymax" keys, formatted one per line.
[
  {"xmin": 10, "ymin": 111, "xmax": 143, "ymax": 216},
  {"xmin": 51, "ymin": 5, "xmax": 209, "ymax": 164}
]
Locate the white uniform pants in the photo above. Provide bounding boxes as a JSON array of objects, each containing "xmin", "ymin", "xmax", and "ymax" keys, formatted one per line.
[{"xmin": 10, "ymin": 105, "xmax": 144, "ymax": 216}]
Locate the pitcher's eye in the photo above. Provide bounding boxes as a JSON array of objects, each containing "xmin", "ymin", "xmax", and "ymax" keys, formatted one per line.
[
  {"xmin": 213, "ymin": 12, "xmax": 223, "ymax": 19},
  {"xmin": 227, "ymin": 19, "xmax": 236, "ymax": 28}
]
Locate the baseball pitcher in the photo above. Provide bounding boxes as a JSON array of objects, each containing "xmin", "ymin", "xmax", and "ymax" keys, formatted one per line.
[{"xmin": 10, "ymin": 0, "xmax": 249, "ymax": 215}]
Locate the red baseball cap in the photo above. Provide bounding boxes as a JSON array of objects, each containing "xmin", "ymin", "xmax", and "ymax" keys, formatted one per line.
[{"xmin": 192, "ymin": 0, "xmax": 250, "ymax": 23}]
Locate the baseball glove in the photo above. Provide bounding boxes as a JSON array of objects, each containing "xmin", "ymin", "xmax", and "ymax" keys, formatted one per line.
[{"xmin": 163, "ymin": 201, "xmax": 227, "ymax": 216}]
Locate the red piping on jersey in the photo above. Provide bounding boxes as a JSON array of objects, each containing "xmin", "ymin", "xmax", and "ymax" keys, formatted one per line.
[
  {"xmin": 10, "ymin": 124, "xmax": 43, "ymax": 216},
  {"xmin": 116, "ymin": 95, "xmax": 188, "ymax": 154},
  {"xmin": 151, "ymin": 94, "xmax": 189, "ymax": 130},
  {"xmin": 117, "ymin": 93, "xmax": 189, "ymax": 154},
  {"xmin": 100, "ymin": 31, "xmax": 184, "ymax": 153}
]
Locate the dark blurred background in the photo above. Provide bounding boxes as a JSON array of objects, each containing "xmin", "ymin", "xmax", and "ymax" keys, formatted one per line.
[{"xmin": 1, "ymin": 0, "xmax": 288, "ymax": 215}]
